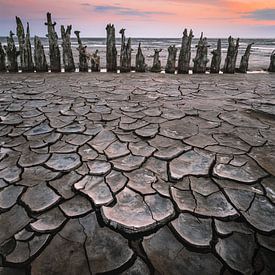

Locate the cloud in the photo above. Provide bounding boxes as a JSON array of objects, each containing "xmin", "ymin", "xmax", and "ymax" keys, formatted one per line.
[
  {"xmin": 93, "ymin": 5, "xmax": 174, "ymax": 17},
  {"xmin": 241, "ymin": 9, "xmax": 275, "ymax": 21}
]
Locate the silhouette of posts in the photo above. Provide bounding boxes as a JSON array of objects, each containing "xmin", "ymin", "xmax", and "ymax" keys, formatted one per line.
[
  {"xmin": 165, "ymin": 45, "xmax": 177, "ymax": 74},
  {"xmin": 4, "ymin": 31, "xmax": 18, "ymax": 72},
  {"xmin": 34, "ymin": 36, "xmax": 48, "ymax": 72},
  {"xmin": 239, "ymin": 43, "xmax": 253, "ymax": 73},
  {"xmin": 193, "ymin": 33, "xmax": 209, "ymax": 74},
  {"xmin": 91, "ymin": 50, "xmax": 100, "ymax": 72},
  {"xmin": 16, "ymin": 17, "xmax": 34, "ymax": 72},
  {"xmin": 45, "ymin": 12, "xmax": 61, "ymax": 72},
  {"xmin": 268, "ymin": 50, "xmax": 275, "ymax": 72},
  {"xmin": 61, "ymin": 25, "xmax": 75, "ymax": 72},
  {"xmin": 135, "ymin": 43, "xmax": 146, "ymax": 72},
  {"xmin": 119, "ymin": 28, "xmax": 132, "ymax": 73},
  {"xmin": 106, "ymin": 24, "xmax": 117, "ymax": 72},
  {"xmin": 178, "ymin": 29, "xmax": 193, "ymax": 74},
  {"xmin": 151, "ymin": 49, "xmax": 162, "ymax": 72},
  {"xmin": 0, "ymin": 43, "xmax": 6, "ymax": 72},
  {"xmin": 74, "ymin": 31, "xmax": 88, "ymax": 72},
  {"xmin": 223, "ymin": 36, "xmax": 239, "ymax": 74},
  {"xmin": 210, "ymin": 39, "xmax": 222, "ymax": 73}
]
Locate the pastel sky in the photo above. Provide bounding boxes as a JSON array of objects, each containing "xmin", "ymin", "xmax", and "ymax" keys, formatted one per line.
[{"xmin": 0, "ymin": 0, "xmax": 275, "ymax": 37}]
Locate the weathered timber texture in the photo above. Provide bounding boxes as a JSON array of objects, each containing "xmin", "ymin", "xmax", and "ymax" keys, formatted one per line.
[
  {"xmin": 4, "ymin": 31, "xmax": 18, "ymax": 72},
  {"xmin": 135, "ymin": 43, "xmax": 146, "ymax": 72},
  {"xmin": 15, "ymin": 16, "xmax": 25, "ymax": 69},
  {"xmin": 210, "ymin": 39, "xmax": 222, "ymax": 74},
  {"xmin": 119, "ymin": 28, "xmax": 132, "ymax": 73},
  {"xmin": 178, "ymin": 29, "xmax": 193, "ymax": 74},
  {"xmin": 151, "ymin": 49, "xmax": 162, "ymax": 73},
  {"xmin": 34, "ymin": 36, "xmax": 48, "ymax": 72},
  {"xmin": 74, "ymin": 31, "xmax": 88, "ymax": 72},
  {"xmin": 61, "ymin": 25, "xmax": 75, "ymax": 72},
  {"xmin": 268, "ymin": 50, "xmax": 275, "ymax": 72},
  {"xmin": 165, "ymin": 45, "xmax": 177, "ymax": 74},
  {"xmin": 193, "ymin": 33, "xmax": 209, "ymax": 74},
  {"xmin": 45, "ymin": 12, "xmax": 61, "ymax": 72},
  {"xmin": 91, "ymin": 50, "xmax": 100, "ymax": 72},
  {"xmin": 239, "ymin": 43, "xmax": 254, "ymax": 73},
  {"xmin": 0, "ymin": 43, "xmax": 6, "ymax": 72},
  {"xmin": 106, "ymin": 24, "xmax": 117, "ymax": 72},
  {"xmin": 223, "ymin": 36, "xmax": 239, "ymax": 74}
]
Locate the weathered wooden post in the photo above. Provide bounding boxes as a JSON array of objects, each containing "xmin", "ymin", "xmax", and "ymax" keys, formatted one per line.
[
  {"xmin": 34, "ymin": 36, "xmax": 48, "ymax": 72},
  {"xmin": 151, "ymin": 49, "xmax": 162, "ymax": 72},
  {"xmin": 239, "ymin": 43, "xmax": 253, "ymax": 73},
  {"xmin": 135, "ymin": 43, "xmax": 146, "ymax": 72},
  {"xmin": 15, "ymin": 16, "xmax": 25, "ymax": 69},
  {"xmin": 0, "ymin": 43, "xmax": 6, "ymax": 72},
  {"xmin": 210, "ymin": 39, "xmax": 221, "ymax": 73},
  {"xmin": 16, "ymin": 17, "xmax": 34, "ymax": 72},
  {"xmin": 91, "ymin": 50, "xmax": 100, "ymax": 72},
  {"xmin": 61, "ymin": 25, "xmax": 75, "ymax": 72},
  {"xmin": 165, "ymin": 45, "xmax": 177, "ymax": 74},
  {"xmin": 74, "ymin": 31, "xmax": 88, "ymax": 72},
  {"xmin": 178, "ymin": 29, "xmax": 193, "ymax": 74},
  {"xmin": 45, "ymin": 12, "xmax": 61, "ymax": 72},
  {"xmin": 268, "ymin": 50, "xmax": 275, "ymax": 72},
  {"xmin": 4, "ymin": 31, "xmax": 19, "ymax": 72},
  {"xmin": 106, "ymin": 24, "xmax": 117, "ymax": 72},
  {"xmin": 119, "ymin": 28, "xmax": 132, "ymax": 73},
  {"xmin": 193, "ymin": 33, "xmax": 209, "ymax": 74},
  {"xmin": 223, "ymin": 36, "xmax": 239, "ymax": 74}
]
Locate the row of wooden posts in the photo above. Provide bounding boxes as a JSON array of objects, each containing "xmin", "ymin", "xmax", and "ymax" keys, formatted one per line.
[{"xmin": 1, "ymin": 13, "xmax": 275, "ymax": 74}]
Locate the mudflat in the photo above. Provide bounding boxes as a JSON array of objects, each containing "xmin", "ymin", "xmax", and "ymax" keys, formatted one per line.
[{"xmin": 0, "ymin": 72, "xmax": 275, "ymax": 274}]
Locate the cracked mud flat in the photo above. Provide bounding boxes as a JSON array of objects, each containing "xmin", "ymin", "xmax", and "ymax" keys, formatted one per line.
[{"xmin": 0, "ymin": 72, "xmax": 275, "ymax": 275}]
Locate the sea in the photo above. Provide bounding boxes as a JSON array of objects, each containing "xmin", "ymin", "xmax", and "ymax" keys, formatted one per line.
[{"xmin": 0, "ymin": 37, "xmax": 274, "ymax": 72}]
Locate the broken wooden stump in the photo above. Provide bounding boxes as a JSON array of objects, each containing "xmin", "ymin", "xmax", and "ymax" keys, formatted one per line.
[
  {"xmin": 165, "ymin": 45, "xmax": 177, "ymax": 74},
  {"xmin": 16, "ymin": 17, "xmax": 34, "ymax": 72},
  {"xmin": 193, "ymin": 33, "xmax": 209, "ymax": 74},
  {"xmin": 210, "ymin": 39, "xmax": 221, "ymax": 73},
  {"xmin": 34, "ymin": 36, "xmax": 48, "ymax": 72},
  {"xmin": 74, "ymin": 31, "xmax": 89, "ymax": 72},
  {"xmin": 61, "ymin": 25, "xmax": 75, "ymax": 72},
  {"xmin": 223, "ymin": 36, "xmax": 239, "ymax": 74},
  {"xmin": 239, "ymin": 43, "xmax": 254, "ymax": 73},
  {"xmin": 0, "ymin": 43, "xmax": 6, "ymax": 72},
  {"xmin": 268, "ymin": 50, "xmax": 275, "ymax": 72},
  {"xmin": 135, "ymin": 43, "xmax": 146, "ymax": 72},
  {"xmin": 45, "ymin": 12, "xmax": 61, "ymax": 72},
  {"xmin": 91, "ymin": 50, "xmax": 100, "ymax": 72},
  {"xmin": 106, "ymin": 24, "xmax": 117, "ymax": 72},
  {"xmin": 151, "ymin": 49, "xmax": 162, "ymax": 73},
  {"xmin": 178, "ymin": 29, "xmax": 193, "ymax": 74},
  {"xmin": 119, "ymin": 28, "xmax": 132, "ymax": 73},
  {"xmin": 4, "ymin": 31, "xmax": 19, "ymax": 72}
]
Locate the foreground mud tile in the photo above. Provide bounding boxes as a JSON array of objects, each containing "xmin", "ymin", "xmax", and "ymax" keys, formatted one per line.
[
  {"xmin": 256, "ymin": 233, "xmax": 275, "ymax": 252},
  {"xmin": 249, "ymin": 145, "xmax": 275, "ymax": 176},
  {"xmin": 79, "ymin": 213, "xmax": 134, "ymax": 273},
  {"xmin": 0, "ymin": 205, "xmax": 31, "ymax": 245},
  {"xmin": 21, "ymin": 182, "xmax": 61, "ymax": 213},
  {"xmin": 105, "ymin": 170, "xmax": 128, "ymax": 194},
  {"xmin": 45, "ymin": 153, "xmax": 81, "ymax": 172},
  {"xmin": 59, "ymin": 195, "xmax": 93, "ymax": 217},
  {"xmin": 104, "ymin": 140, "xmax": 130, "ymax": 159},
  {"xmin": 213, "ymin": 155, "xmax": 268, "ymax": 183},
  {"xmin": 18, "ymin": 150, "xmax": 49, "ymax": 167},
  {"xmin": 0, "ymin": 185, "xmax": 24, "ymax": 210},
  {"xmin": 120, "ymin": 257, "xmax": 150, "ymax": 275},
  {"xmin": 171, "ymin": 213, "xmax": 212, "ymax": 248},
  {"xmin": 0, "ymin": 267, "xmax": 26, "ymax": 275},
  {"xmin": 87, "ymin": 160, "xmax": 111, "ymax": 175},
  {"xmin": 74, "ymin": 175, "xmax": 114, "ymax": 206},
  {"xmin": 143, "ymin": 226, "xmax": 222, "ymax": 275},
  {"xmin": 111, "ymin": 154, "xmax": 145, "ymax": 172},
  {"xmin": 88, "ymin": 129, "xmax": 117, "ymax": 153},
  {"xmin": 215, "ymin": 232, "xmax": 256, "ymax": 274},
  {"xmin": 261, "ymin": 177, "xmax": 275, "ymax": 203},
  {"xmin": 0, "ymin": 165, "xmax": 22, "ymax": 183},
  {"xmin": 169, "ymin": 149, "xmax": 215, "ymax": 180},
  {"xmin": 24, "ymin": 122, "xmax": 53, "ymax": 136},
  {"xmin": 30, "ymin": 207, "xmax": 67, "ymax": 232}
]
